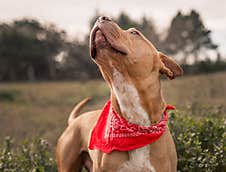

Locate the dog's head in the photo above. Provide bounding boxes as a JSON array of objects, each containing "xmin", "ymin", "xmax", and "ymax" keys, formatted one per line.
[{"xmin": 90, "ymin": 16, "xmax": 183, "ymax": 84}]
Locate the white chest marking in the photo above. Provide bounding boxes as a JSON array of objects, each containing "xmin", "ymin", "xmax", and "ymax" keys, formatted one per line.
[
  {"xmin": 112, "ymin": 68, "xmax": 150, "ymax": 126},
  {"xmin": 111, "ymin": 68, "xmax": 155, "ymax": 172},
  {"xmin": 119, "ymin": 146, "xmax": 156, "ymax": 172}
]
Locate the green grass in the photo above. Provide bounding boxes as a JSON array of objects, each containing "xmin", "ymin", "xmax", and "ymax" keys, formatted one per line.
[{"xmin": 0, "ymin": 72, "xmax": 225, "ymax": 146}]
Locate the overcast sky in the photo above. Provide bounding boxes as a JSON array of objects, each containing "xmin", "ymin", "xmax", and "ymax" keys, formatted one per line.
[{"xmin": 0, "ymin": 0, "xmax": 225, "ymax": 55}]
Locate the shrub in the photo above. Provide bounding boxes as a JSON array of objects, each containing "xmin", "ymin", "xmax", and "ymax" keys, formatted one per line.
[
  {"xmin": 169, "ymin": 111, "xmax": 226, "ymax": 172},
  {"xmin": 0, "ymin": 111, "xmax": 225, "ymax": 171},
  {"xmin": 0, "ymin": 90, "xmax": 20, "ymax": 102},
  {"xmin": 0, "ymin": 137, "xmax": 57, "ymax": 172}
]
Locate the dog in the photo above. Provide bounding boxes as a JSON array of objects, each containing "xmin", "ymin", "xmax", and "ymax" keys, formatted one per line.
[{"xmin": 56, "ymin": 16, "xmax": 183, "ymax": 172}]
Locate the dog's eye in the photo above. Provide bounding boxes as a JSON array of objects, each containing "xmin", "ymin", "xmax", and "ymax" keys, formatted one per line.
[{"xmin": 130, "ymin": 30, "xmax": 139, "ymax": 35}]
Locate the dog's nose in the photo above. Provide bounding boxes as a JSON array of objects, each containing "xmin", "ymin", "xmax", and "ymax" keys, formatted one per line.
[{"xmin": 98, "ymin": 16, "xmax": 112, "ymax": 22}]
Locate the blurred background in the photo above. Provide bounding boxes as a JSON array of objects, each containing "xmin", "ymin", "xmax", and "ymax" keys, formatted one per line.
[{"xmin": 0, "ymin": 0, "xmax": 225, "ymax": 171}]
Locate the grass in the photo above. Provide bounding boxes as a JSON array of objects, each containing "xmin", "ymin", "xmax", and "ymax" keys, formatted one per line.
[{"xmin": 0, "ymin": 72, "xmax": 225, "ymax": 147}]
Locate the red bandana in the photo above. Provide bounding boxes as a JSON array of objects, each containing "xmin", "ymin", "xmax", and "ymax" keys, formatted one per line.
[{"xmin": 89, "ymin": 100, "xmax": 175, "ymax": 153}]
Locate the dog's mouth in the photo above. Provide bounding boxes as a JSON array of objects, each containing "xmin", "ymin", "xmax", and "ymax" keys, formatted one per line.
[
  {"xmin": 90, "ymin": 26, "xmax": 109, "ymax": 59},
  {"xmin": 89, "ymin": 25, "xmax": 127, "ymax": 59}
]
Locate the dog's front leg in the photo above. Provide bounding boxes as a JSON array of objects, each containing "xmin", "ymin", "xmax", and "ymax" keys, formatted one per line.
[{"xmin": 56, "ymin": 125, "xmax": 83, "ymax": 172}]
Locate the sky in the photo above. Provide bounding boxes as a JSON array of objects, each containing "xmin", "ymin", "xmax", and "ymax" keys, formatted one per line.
[{"xmin": 0, "ymin": 0, "xmax": 226, "ymax": 55}]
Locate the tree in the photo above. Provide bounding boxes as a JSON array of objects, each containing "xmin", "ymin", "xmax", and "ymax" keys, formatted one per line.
[
  {"xmin": 164, "ymin": 10, "xmax": 218, "ymax": 64},
  {"xmin": 116, "ymin": 12, "xmax": 139, "ymax": 29},
  {"xmin": 0, "ymin": 19, "xmax": 66, "ymax": 81},
  {"xmin": 43, "ymin": 24, "xmax": 66, "ymax": 79},
  {"xmin": 58, "ymin": 41, "xmax": 100, "ymax": 80},
  {"xmin": 138, "ymin": 16, "xmax": 160, "ymax": 48}
]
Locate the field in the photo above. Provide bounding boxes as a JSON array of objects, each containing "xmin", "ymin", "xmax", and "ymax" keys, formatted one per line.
[
  {"xmin": 0, "ymin": 72, "xmax": 225, "ymax": 145},
  {"xmin": 0, "ymin": 72, "xmax": 225, "ymax": 171}
]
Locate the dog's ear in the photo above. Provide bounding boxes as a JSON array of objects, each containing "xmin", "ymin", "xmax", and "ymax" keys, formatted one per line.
[{"xmin": 159, "ymin": 52, "xmax": 183, "ymax": 80}]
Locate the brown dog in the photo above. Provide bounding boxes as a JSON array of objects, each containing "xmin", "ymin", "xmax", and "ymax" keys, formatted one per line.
[{"xmin": 56, "ymin": 16, "xmax": 183, "ymax": 172}]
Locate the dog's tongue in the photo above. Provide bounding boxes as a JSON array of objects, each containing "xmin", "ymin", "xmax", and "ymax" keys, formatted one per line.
[{"xmin": 95, "ymin": 30, "xmax": 108, "ymax": 48}]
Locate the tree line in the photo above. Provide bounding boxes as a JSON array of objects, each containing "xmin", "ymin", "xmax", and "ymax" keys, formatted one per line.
[{"xmin": 0, "ymin": 10, "xmax": 225, "ymax": 81}]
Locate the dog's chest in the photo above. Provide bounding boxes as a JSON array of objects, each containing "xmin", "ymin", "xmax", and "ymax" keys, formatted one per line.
[
  {"xmin": 118, "ymin": 146, "xmax": 156, "ymax": 172},
  {"xmin": 111, "ymin": 68, "xmax": 155, "ymax": 171}
]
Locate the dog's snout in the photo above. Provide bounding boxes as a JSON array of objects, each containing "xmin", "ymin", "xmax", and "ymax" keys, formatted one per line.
[{"xmin": 98, "ymin": 16, "xmax": 112, "ymax": 22}]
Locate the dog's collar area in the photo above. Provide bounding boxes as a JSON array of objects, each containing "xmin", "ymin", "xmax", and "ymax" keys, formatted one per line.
[
  {"xmin": 89, "ymin": 100, "xmax": 175, "ymax": 153},
  {"xmin": 151, "ymin": 105, "xmax": 175, "ymax": 125},
  {"xmin": 112, "ymin": 105, "xmax": 175, "ymax": 127}
]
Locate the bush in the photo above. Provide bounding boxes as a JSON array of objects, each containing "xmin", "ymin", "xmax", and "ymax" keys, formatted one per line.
[
  {"xmin": 0, "ymin": 112, "xmax": 225, "ymax": 171},
  {"xmin": 169, "ymin": 111, "xmax": 226, "ymax": 172},
  {"xmin": 0, "ymin": 90, "xmax": 20, "ymax": 102},
  {"xmin": 0, "ymin": 137, "xmax": 57, "ymax": 172}
]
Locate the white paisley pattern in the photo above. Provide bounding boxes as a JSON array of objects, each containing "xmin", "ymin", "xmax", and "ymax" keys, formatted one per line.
[{"xmin": 104, "ymin": 106, "xmax": 167, "ymax": 139}]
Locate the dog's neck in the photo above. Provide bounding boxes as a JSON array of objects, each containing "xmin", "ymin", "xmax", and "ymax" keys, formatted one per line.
[{"xmin": 110, "ymin": 69, "xmax": 166, "ymax": 126}]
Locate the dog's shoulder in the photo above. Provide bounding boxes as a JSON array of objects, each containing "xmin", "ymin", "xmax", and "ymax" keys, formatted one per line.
[
  {"xmin": 69, "ymin": 110, "xmax": 102, "ymax": 133},
  {"xmin": 77, "ymin": 110, "xmax": 102, "ymax": 123}
]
